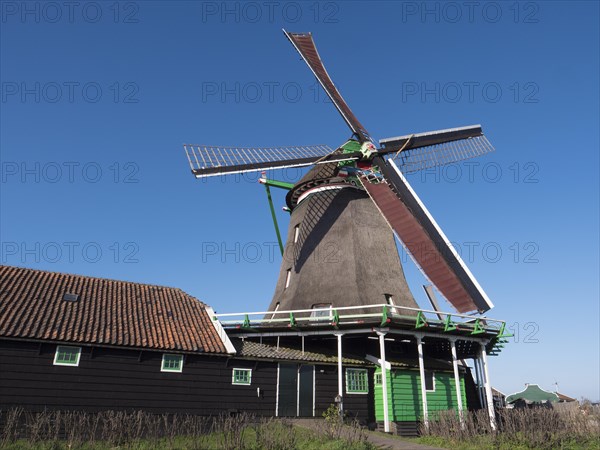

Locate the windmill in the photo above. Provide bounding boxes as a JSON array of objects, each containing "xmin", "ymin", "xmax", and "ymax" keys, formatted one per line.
[{"xmin": 184, "ymin": 30, "xmax": 496, "ymax": 316}]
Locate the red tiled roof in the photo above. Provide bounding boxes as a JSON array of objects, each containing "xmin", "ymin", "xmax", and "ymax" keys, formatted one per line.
[
  {"xmin": 0, "ymin": 265, "xmax": 228, "ymax": 354},
  {"xmin": 556, "ymin": 392, "xmax": 577, "ymax": 402}
]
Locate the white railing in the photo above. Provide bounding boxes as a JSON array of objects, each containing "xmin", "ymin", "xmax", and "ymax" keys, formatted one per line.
[{"xmin": 213, "ymin": 303, "xmax": 507, "ymax": 335}]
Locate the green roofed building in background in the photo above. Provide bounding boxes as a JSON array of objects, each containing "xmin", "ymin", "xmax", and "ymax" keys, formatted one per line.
[{"xmin": 506, "ymin": 384, "xmax": 560, "ymax": 405}]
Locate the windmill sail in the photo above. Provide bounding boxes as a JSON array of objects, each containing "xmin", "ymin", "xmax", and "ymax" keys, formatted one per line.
[
  {"xmin": 184, "ymin": 30, "xmax": 497, "ymax": 315},
  {"xmin": 379, "ymin": 125, "xmax": 495, "ymax": 174},
  {"xmin": 283, "ymin": 30, "xmax": 371, "ymax": 143},
  {"xmin": 184, "ymin": 144, "xmax": 351, "ymax": 178},
  {"xmin": 361, "ymin": 156, "xmax": 494, "ymax": 313}
]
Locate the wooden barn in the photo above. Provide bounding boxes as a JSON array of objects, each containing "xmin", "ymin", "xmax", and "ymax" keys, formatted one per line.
[
  {"xmin": 0, "ymin": 265, "xmax": 374, "ymax": 419},
  {"xmin": 0, "ymin": 264, "xmax": 507, "ymax": 435}
]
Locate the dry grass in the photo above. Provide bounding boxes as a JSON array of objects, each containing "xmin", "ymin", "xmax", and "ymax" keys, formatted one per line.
[
  {"xmin": 253, "ymin": 417, "xmax": 298, "ymax": 450},
  {"xmin": 1, "ymin": 409, "xmax": 214, "ymax": 448},
  {"xmin": 419, "ymin": 406, "xmax": 600, "ymax": 449},
  {"xmin": 0, "ymin": 408, "xmax": 374, "ymax": 449},
  {"xmin": 315, "ymin": 404, "xmax": 370, "ymax": 447}
]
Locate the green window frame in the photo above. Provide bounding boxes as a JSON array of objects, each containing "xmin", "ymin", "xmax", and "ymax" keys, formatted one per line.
[
  {"xmin": 232, "ymin": 368, "xmax": 252, "ymax": 385},
  {"xmin": 346, "ymin": 368, "xmax": 368, "ymax": 394},
  {"xmin": 53, "ymin": 345, "xmax": 81, "ymax": 366},
  {"xmin": 161, "ymin": 354, "xmax": 183, "ymax": 373}
]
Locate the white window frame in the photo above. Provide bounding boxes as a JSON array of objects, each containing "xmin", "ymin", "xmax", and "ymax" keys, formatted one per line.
[
  {"xmin": 425, "ymin": 370, "xmax": 436, "ymax": 392},
  {"xmin": 161, "ymin": 354, "xmax": 184, "ymax": 373},
  {"xmin": 310, "ymin": 303, "xmax": 332, "ymax": 321},
  {"xmin": 293, "ymin": 224, "xmax": 300, "ymax": 243},
  {"xmin": 232, "ymin": 368, "xmax": 252, "ymax": 385},
  {"xmin": 374, "ymin": 373, "xmax": 382, "ymax": 385},
  {"xmin": 270, "ymin": 302, "xmax": 280, "ymax": 320},
  {"xmin": 53, "ymin": 345, "xmax": 81, "ymax": 367},
  {"xmin": 345, "ymin": 368, "xmax": 369, "ymax": 394},
  {"xmin": 385, "ymin": 294, "xmax": 398, "ymax": 314},
  {"xmin": 285, "ymin": 269, "xmax": 291, "ymax": 289}
]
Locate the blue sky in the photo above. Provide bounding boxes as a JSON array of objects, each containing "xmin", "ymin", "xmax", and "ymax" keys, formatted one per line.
[{"xmin": 1, "ymin": 1, "xmax": 598, "ymax": 400}]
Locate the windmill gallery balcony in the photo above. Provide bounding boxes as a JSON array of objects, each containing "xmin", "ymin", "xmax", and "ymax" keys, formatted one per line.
[{"xmin": 212, "ymin": 304, "xmax": 510, "ymax": 432}]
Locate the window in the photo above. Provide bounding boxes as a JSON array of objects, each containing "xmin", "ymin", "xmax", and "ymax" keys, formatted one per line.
[
  {"xmin": 346, "ymin": 368, "xmax": 368, "ymax": 394},
  {"xmin": 425, "ymin": 370, "xmax": 435, "ymax": 392},
  {"xmin": 374, "ymin": 373, "xmax": 382, "ymax": 385},
  {"xmin": 384, "ymin": 294, "xmax": 397, "ymax": 314},
  {"xmin": 62, "ymin": 293, "xmax": 79, "ymax": 302},
  {"xmin": 161, "ymin": 354, "xmax": 183, "ymax": 373},
  {"xmin": 293, "ymin": 224, "xmax": 300, "ymax": 243},
  {"xmin": 53, "ymin": 346, "xmax": 81, "ymax": 366},
  {"xmin": 232, "ymin": 368, "xmax": 252, "ymax": 385},
  {"xmin": 310, "ymin": 303, "xmax": 332, "ymax": 320},
  {"xmin": 270, "ymin": 302, "xmax": 280, "ymax": 320},
  {"xmin": 285, "ymin": 269, "xmax": 291, "ymax": 289}
]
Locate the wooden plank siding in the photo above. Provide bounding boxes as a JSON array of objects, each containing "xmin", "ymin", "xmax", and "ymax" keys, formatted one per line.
[
  {"xmin": 374, "ymin": 368, "xmax": 467, "ymax": 422},
  {"xmin": 0, "ymin": 340, "xmax": 374, "ymax": 423},
  {"xmin": 0, "ymin": 339, "xmax": 276, "ymax": 416},
  {"xmin": 314, "ymin": 365, "xmax": 374, "ymax": 424}
]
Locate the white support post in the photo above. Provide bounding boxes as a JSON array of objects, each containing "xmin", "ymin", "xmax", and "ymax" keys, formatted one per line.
[
  {"xmin": 480, "ymin": 343, "xmax": 497, "ymax": 430},
  {"xmin": 376, "ymin": 330, "xmax": 390, "ymax": 433},
  {"xmin": 335, "ymin": 332, "xmax": 344, "ymax": 414},
  {"xmin": 450, "ymin": 339, "xmax": 465, "ymax": 428},
  {"xmin": 417, "ymin": 335, "xmax": 429, "ymax": 430}
]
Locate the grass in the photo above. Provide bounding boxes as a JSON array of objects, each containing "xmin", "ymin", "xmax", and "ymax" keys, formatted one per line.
[
  {"xmin": 0, "ymin": 430, "xmax": 373, "ymax": 450},
  {"xmin": 3, "ymin": 406, "xmax": 599, "ymax": 449},
  {"xmin": 411, "ymin": 407, "xmax": 600, "ymax": 450},
  {"xmin": 413, "ymin": 434, "xmax": 600, "ymax": 450},
  {"xmin": 0, "ymin": 409, "xmax": 375, "ymax": 450}
]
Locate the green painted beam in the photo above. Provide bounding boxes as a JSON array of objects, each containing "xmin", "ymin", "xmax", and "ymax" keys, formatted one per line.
[
  {"xmin": 264, "ymin": 184, "xmax": 284, "ymax": 256},
  {"xmin": 471, "ymin": 318, "xmax": 485, "ymax": 335},
  {"xmin": 415, "ymin": 311, "xmax": 428, "ymax": 329},
  {"xmin": 261, "ymin": 178, "xmax": 295, "ymax": 190},
  {"xmin": 444, "ymin": 315, "xmax": 457, "ymax": 332},
  {"xmin": 380, "ymin": 306, "xmax": 390, "ymax": 327},
  {"xmin": 332, "ymin": 309, "xmax": 340, "ymax": 328}
]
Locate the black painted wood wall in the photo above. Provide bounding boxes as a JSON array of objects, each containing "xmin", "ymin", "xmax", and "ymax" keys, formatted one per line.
[
  {"xmin": 0, "ymin": 339, "xmax": 277, "ymax": 416},
  {"xmin": 0, "ymin": 339, "xmax": 374, "ymax": 424},
  {"xmin": 314, "ymin": 365, "xmax": 375, "ymax": 424}
]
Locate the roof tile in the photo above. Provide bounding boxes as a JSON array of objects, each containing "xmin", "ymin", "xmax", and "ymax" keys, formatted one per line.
[{"xmin": 0, "ymin": 265, "xmax": 227, "ymax": 354}]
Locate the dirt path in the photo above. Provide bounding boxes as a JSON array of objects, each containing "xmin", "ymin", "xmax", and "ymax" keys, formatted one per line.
[{"xmin": 363, "ymin": 430, "xmax": 445, "ymax": 449}]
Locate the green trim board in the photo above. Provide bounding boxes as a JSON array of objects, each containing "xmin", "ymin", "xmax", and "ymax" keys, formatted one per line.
[{"xmin": 374, "ymin": 367, "xmax": 467, "ymax": 421}]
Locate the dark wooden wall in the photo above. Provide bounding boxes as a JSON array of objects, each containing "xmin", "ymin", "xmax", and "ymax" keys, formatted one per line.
[
  {"xmin": 314, "ymin": 364, "xmax": 375, "ymax": 425},
  {"xmin": 0, "ymin": 339, "xmax": 277, "ymax": 416},
  {"xmin": 0, "ymin": 339, "xmax": 376, "ymax": 424}
]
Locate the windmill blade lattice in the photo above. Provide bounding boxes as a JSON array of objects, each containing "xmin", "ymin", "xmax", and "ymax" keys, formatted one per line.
[
  {"xmin": 379, "ymin": 125, "xmax": 495, "ymax": 174},
  {"xmin": 184, "ymin": 144, "xmax": 342, "ymax": 178},
  {"xmin": 390, "ymin": 135, "xmax": 494, "ymax": 174}
]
